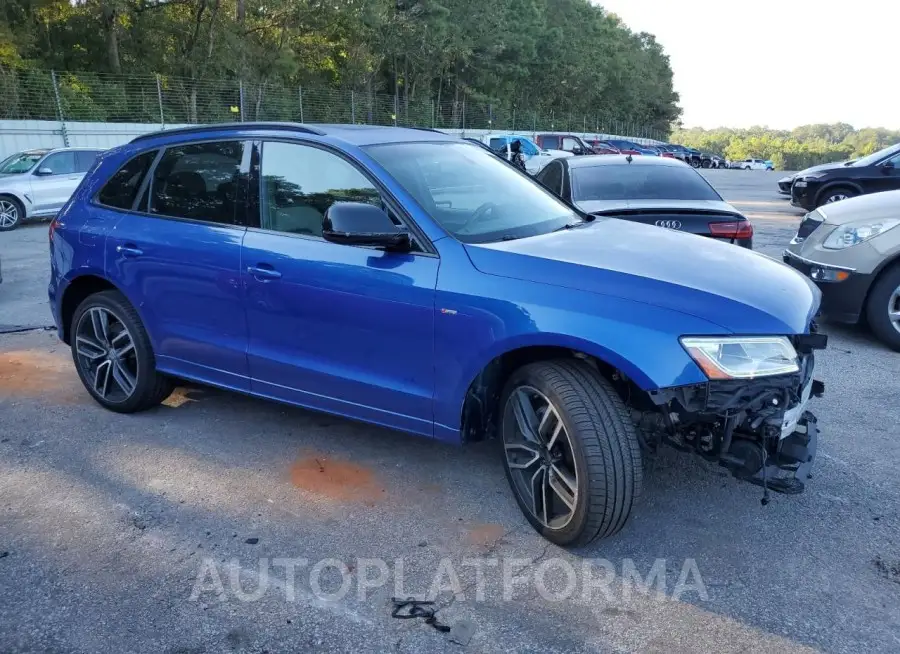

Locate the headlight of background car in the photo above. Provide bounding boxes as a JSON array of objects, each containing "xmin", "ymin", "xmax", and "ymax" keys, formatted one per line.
[
  {"xmin": 822, "ymin": 218, "xmax": 900, "ymax": 250},
  {"xmin": 680, "ymin": 336, "xmax": 799, "ymax": 380}
]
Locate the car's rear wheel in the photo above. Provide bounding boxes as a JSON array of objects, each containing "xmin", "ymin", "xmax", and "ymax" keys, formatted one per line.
[
  {"xmin": 70, "ymin": 290, "xmax": 174, "ymax": 412},
  {"xmin": 816, "ymin": 187, "xmax": 856, "ymax": 207},
  {"xmin": 866, "ymin": 263, "xmax": 900, "ymax": 351},
  {"xmin": 499, "ymin": 359, "xmax": 643, "ymax": 546},
  {"xmin": 0, "ymin": 196, "xmax": 24, "ymax": 231}
]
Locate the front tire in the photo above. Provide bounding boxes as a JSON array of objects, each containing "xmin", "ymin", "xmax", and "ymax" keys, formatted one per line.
[
  {"xmin": 0, "ymin": 196, "xmax": 24, "ymax": 231},
  {"xmin": 70, "ymin": 290, "xmax": 174, "ymax": 413},
  {"xmin": 816, "ymin": 186, "xmax": 856, "ymax": 208},
  {"xmin": 866, "ymin": 264, "xmax": 900, "ymax": 351},
  {"xmin": 499, "ymin": 359, "xmax": 643, "ymax": 546}
]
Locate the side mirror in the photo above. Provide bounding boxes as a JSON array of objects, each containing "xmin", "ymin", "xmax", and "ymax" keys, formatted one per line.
[
  {"xmin": 35, "ymin": 167, "xmax": 53, "ymax": 176},
  {"xmin": 322, "ymin": 202, "xmax": 410, "ymax": 252}
]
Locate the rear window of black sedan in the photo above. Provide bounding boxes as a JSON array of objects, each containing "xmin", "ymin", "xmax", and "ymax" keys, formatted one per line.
[{"xmin": 571, "ymin": 164, "xmax": 722, "ymax": 202}]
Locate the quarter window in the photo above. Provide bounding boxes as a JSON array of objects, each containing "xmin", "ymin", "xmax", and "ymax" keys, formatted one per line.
[
  {"xmin": 259, "ymin": 141, "xmax": 381, "ymax": 238},
  {"xmin": 539, "ymin": 161, "xmax": 563, "ymax": 195},
  {"xmin": 149, "ymin": 141, "xmax": 245, "ymax": 224},
  {"xmin": 97, "ymin": 150, "xmax": 157, "ymax": 210}
]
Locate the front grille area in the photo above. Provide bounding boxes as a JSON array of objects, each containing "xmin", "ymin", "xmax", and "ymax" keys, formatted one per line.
[{"xmin": 796, "ymin": 212, "xmax": 824, "ymax": 240}]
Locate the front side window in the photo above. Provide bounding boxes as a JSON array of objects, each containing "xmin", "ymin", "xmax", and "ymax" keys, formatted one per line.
[
  {"xmin": 571, "ymin": 164, "xmax": 722, "ymax": 202},
  {"xmin": 562, "ymin": 137, "xmax": 579, "ymax": 151},
  {"xmin": 97, "ymin": 150, "xmax": 157, "ymax": 209},
  {"xmin": 259, "ymin": 141, "xmax": 381, "ymax": 238},
  {"xmin": 39, "ymin": 151, "xmax": 77, "ymax": 175},
  {"xmin": 150, "ymin": 141, "xmax": 244, "ymax": 224},
  {"xmin": 366, "ymin": 141, "xmax": 578, "ymax": 244},
  {"xmin": 0, "ymin": 151, "xmax": 45, "ymax": 174}
]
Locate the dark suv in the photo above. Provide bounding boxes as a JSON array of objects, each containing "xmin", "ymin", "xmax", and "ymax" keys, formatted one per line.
[{"xmin": 792, "ymin": 143, "xmax": 900, "ymax": 210}]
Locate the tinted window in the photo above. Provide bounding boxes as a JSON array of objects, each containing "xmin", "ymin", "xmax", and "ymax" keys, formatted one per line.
[
  {"xmin": 75, "ymin": 150, "xmax": 101, "ymax": 173},
  {"xmin": 97, "ymin": 150, "xmax": 157, "ymax": 209},
  {"xmin": 539, "ymin": 162, "xmax": 563, "ymax": 194},
  {"xmin": 260, "ymin": 141, "xmax": 381, "ymax": 238},
  {"xmin": 541, "ymin": 135, "xmax": 560, "ymax": 149},
  {"xmin": 571, "ymin": 164, "xmax": 722, "ymax": 202},
  {"xmin": 366, "ymin": 142, "xmax": 577, "ymax": 244},
  {"xmin": 150, "ymin": 141, "xmax": 244, "ymax": 224},
  {"xmin": 40, "ymin": 151, "xmax": 77, "ymax": 175}
]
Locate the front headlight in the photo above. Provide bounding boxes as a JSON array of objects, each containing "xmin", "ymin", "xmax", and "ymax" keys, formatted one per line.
[
  {"xmin": 680, "ymin": 336, "xmax": 799, "ymax": 380},
  {"xmin": 822, "ymin": 218, "xmax": 900, "ymax": 249}
]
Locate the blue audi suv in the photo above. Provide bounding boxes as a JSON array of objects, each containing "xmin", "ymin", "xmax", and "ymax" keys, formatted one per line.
[{"xmin": 48, "ymin": 123, "xmax": 827, "ymax": 545}]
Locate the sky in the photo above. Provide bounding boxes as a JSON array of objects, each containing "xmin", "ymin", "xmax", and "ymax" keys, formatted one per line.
[{"xmin": 595, "ymin": 0, "xmax": 900, "ymax": 131}]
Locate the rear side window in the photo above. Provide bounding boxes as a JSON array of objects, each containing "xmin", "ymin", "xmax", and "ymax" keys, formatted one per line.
[
  {"xmin": 541, "ymin": 135, "xmax": 560, "ymax": 149},
  {"xmin": 75, "ymin": 150, "xmax": 102, "ymax": 173},
  {"xmin": 97, "ymin": 150, "xmax": 157, "ymax": 209},
  {"xmin": 150, "ymin": 141, "xmax": 245, "ymax": 224}
]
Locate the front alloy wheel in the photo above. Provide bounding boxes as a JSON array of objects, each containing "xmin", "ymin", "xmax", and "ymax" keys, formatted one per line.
[
  {"xmin": 500, "ymin": 360, "xmax": 643, "ymax": 546},
  {"xmin": 0, "ymin": 198, "xmax": 22, "ymax": 231},
  {"xmin": 866, "ymin": 264, "xmax": 900, "ymax": 351}
]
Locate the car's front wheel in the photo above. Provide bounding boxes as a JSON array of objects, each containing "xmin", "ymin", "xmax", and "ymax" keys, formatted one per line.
[
  {"xmin": 70, "ymin": 290, "xmax": 174, "ymax": 412},
  {"xmin": 817, "ymin": 187, "xmax": 856, "ymax": 207},
  {"xmin": 866, "ymin": 263, "xmax": 900, "ymax": 351},
  {"xmin": 0, "ymin": 196, "xmax": 24, "ymax": 231},
  {"xmin": 499, "ymin": 360, "xmax": 643, "ymax": 546}
]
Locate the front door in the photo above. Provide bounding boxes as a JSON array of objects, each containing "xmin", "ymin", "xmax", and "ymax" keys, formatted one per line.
[
  {"xmin": 103, "ymin": 140, "xmax": 251, "ymax": 390},
  {"xmin": 241, "ymin": 140, "xmax": 438, "ymax": 436},
  {"xmin": 31, "ymin": 151, "xmax": 82, "ymax": 215}
]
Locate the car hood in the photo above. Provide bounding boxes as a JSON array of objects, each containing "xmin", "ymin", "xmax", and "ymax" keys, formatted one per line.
[
  {"xmin": 816, "ymin": 189, "xmax": 900, "ymax": 225},
  {"xmin": 575, "ymin": 199, "xmax": 740, "ymax": 216},
  {"xmin": 465, "ymin": 218, "xmax": 819, "ymax": 335}
]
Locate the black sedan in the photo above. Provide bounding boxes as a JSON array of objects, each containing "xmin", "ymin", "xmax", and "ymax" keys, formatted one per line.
[
  {"xmin": 791, "ymin": 143, "xmax": 900, "ymax": 210},
  {"xmin": 534, "ymin": 154, "xmax": 753, "ymax": 248}
]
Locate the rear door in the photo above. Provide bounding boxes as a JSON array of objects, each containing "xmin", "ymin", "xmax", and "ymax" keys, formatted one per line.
[
  {"xmin": 31, "ymin": 151, "xmax": 80, "ymax": 215},
  {"xmin": 241, "ymin": 139, "xmax": 439, "ymax": 435},
  {"xmin": 104, "ymin": 140, "xmax": 252, "ymax": 390}
]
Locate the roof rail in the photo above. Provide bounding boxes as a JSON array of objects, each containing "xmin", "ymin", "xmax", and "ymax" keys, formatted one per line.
[
  {"xmin": 407, "ymin": 126, "xmax": 447, "ymax": 134},
  {"xmin": 130, "ymin": 122, "xmax": 326, "ymax": 143}
]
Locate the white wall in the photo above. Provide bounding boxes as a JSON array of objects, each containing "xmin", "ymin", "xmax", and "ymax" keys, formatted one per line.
[{"xmin": 0, "ymin": 119, "xmax": 661, "ymax": 159}]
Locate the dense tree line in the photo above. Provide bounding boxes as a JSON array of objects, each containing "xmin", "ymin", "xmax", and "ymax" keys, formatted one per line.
[
  {"xmin": 0, "ymin": 0, "xmax": 680, "ymax": 132},
  {"xmin": 671, "ymin": 124, "xmax": 900, "ymax": 170}
]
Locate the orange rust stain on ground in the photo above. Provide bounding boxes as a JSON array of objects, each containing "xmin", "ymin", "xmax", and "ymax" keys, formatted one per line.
[
  {"xmin": 466, "ymin": 523, "xmax": 506, "ymax": 547},
  {"xmin": 289, "ymin": 455, "xmax": 386, "ymax": 503},
  {"xmin": 0, "ymin": 350, "xmax": 85, "ymax": 403}
]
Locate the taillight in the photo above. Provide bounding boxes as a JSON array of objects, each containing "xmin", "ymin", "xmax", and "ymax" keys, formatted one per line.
[
  {"xmin": 709, "ymin": 220, "xmax": 753, "ymax": 239},
  {"xmin": 49, "ymin": 216, "xmax": 59, "ymax": 243},
  {"xmin": 662, "ymin": 152, "xmax": 675, "ymax": 158}
]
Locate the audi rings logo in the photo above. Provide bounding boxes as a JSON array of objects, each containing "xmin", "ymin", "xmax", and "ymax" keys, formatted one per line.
[{"xmin": 655, "ymin": 219, "xmax": 682, "ymax": 229}]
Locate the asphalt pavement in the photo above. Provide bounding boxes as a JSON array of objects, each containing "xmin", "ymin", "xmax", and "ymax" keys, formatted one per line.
[{"xmin": 1, "ymin": 170, "xmax": 898, "ymax": 654}]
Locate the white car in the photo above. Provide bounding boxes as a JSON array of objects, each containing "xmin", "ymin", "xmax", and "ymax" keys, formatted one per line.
[
  {"xmin": 0, "ymin": 147, "xmax": 104, "ymax": 231},
  {"xmin": 476, "ymin": 134, "xmax": 573, "ymax": 175},
  {"xmin": 733, "ymin": 158, "xmax": 771, "ymax": 171}
]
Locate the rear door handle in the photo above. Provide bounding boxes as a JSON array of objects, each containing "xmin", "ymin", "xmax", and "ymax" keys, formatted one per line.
[
  {"xmin": 116, "ymin": 244, "xmax": 143, "ymax": 258},
  {"xmin": 247, "ymin": 264, "xmax": 282, "ymax": 280}
]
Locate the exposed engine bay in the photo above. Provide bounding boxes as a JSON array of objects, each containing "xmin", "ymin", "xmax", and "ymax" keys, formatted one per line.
[{"xmin": 625, "ymin": 331, "xmax": 828, "ymax": 503}]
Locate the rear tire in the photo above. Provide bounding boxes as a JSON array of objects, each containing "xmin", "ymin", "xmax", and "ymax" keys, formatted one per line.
[
  {"xmin": 0, "ymin": 196, "xmax": 24, "ymax": 231},
  {"xmin": 499, "ymin": 359, "xmax": 643, "ymax": 546},
  {"xmin": 70, "ymin": 290, "xmax": 174, "ymax": 413},
  {"xmin": 865, "ymin": 264, "xmax": 900, "ymax": 352}
]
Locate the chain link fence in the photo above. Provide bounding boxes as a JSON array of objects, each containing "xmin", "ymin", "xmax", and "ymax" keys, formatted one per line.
[{"xmin": 0, "ymin": 68, "xmax": 669, "ymax": 142}]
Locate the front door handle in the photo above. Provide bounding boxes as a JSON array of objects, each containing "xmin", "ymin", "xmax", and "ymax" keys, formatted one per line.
[
  {"xmin": 247, "ymin": 264, "xmax": 282, "ymax": 280},
  {"xmin": 116, "ymin": 244, "xmax": 143, "ymax": 258}
]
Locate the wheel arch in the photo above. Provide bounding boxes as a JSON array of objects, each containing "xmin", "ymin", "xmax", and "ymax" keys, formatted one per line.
[
  {"xmin": 455, "ymin": 335, "xmax": 659, "ymax": 443},
  {"xmin": 814, "ymin": 181, "xmax": 863, "ymax": 205},
  {"xmin": 59, "ymin": 274, "xmax": 126, "ymax": 344},
  {"xmin": 0, "ymin": 191, "xmax": 28, "ymax": 218}
]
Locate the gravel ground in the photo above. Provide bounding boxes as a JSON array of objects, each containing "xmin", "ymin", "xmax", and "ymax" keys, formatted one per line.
[{"xmin": 1, "ymin": 170, "xmax": 898, "ymax": 654}]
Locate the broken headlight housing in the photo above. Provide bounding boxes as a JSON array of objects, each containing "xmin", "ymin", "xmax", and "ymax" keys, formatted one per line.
[{"xmin": 680, "ymin": 336, "xmax": 800, "ymax": 380}]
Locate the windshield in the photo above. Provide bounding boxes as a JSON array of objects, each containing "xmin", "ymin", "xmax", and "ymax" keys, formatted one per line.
[
  {"xmin": 365, "ymin": 141, "xmax": 578, "ymax": 243},
  {"xmin": 852, "ymin": 143, "xmax": 900, "ymax": 168},
  {"xmin": 571, "ymin": 164, "xmax": 722, "ymax": 202},
  {"xmin": 0, "ymin": 151, "xmax": 45, "ymax": 174}
]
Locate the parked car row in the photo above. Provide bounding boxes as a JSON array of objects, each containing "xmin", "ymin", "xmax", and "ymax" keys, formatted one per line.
[{"xmin": 44, "ymin": 122, "xmax": 827, "ymax": 548}]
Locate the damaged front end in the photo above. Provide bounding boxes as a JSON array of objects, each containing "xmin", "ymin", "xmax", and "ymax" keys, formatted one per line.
[{"xmin": 630, "ymin": 329, "xmax": 828, "ymax": 503}]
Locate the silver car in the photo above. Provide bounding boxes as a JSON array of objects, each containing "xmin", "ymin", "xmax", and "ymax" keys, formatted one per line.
[{"xmin": 0, "ymin": 147, "xmax": 104, "ymax": 231}]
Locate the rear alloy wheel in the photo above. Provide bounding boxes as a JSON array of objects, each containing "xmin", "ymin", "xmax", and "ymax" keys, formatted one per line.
[
  {"xmin": 71, "ymin": 290, "xmax": 174, "ymax": 412},
  {"xmin": 818, "ymin": 187, "xmax": 856, "ymax": 207},
  {"xmin": 0, "ymin": 197, "xmax": 23, "ymax": 231},
  {"xmin": 500, "ymin": 360, "xmax": 643, "ymax": 546},
  {"xmin": 866, "ymin": 264, "xmax": 900, "ymax": 351}
]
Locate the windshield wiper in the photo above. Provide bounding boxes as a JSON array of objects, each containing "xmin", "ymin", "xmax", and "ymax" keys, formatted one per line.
[{"xmin": 553, "ymin": 219, "xmax": 592, "ymax": 232}]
